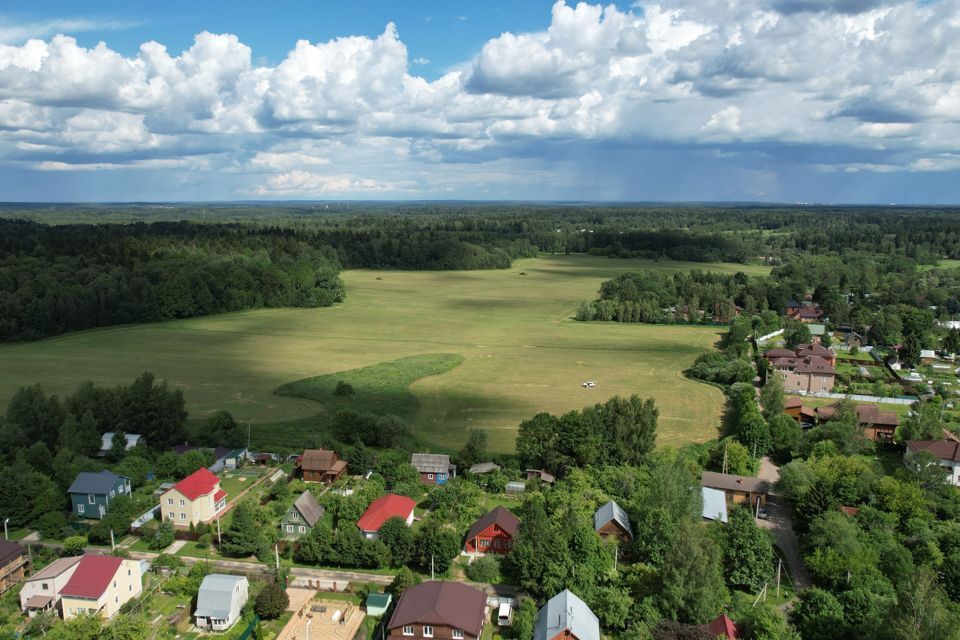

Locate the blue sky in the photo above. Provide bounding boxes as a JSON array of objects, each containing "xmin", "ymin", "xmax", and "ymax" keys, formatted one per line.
[{"xmin": 1, "ymin": 0, "xmax": 960, "ymax": 203}]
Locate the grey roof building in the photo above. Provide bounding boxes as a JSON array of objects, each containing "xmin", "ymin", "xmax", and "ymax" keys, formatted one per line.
[
  {"xmin": 594, "ymin": 500, "xmax": 633, "ymax": 540},
  {"xmin": 468, "ymin": 462, "xmax": 501, "ymax": 475},
  {"xmin": 411, "ymin": 453, "xmax": 456, "ymax": 484},
  {"xmin": 533, "ymin": 590, "xmax": 600, "ymax": 640},
  {"xmin": 194, "ymin": 574, "xmax": 249, "ymax": 631}
]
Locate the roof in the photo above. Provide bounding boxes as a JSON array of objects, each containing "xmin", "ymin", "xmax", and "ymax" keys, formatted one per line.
[
  {"xmin": 100, "ymin": 433, "xmax": 142, "ymax": 451},
  {"xmin": 907, "ymin": 439, "xmax": 960, "ymax": 462},
  {"xmin": 411, "ymin": 453, "xmax": 452, "ymax": 474},
  {"xmin": 468, "ymin": 462, "xmax": 501, "ymax": 474},
  {"xmin": 701, "ymin": 471, "xmax": 770, "ymax": 495},
  {"xmin": 808, "ymin": 324, "xmax": 826, "ymax": 336},
  {"xmin": 67, "ymin": 470, "xmax": 127, "ymax": 495},
  {"xmin": 705, "ymin": 614, "xmax": 740, "ymax": 640},
  {"xmin": 169, "ymin": 468, "xmax": 220, "ymax": 501},
  {"xmin": 533, "ymin": 590, "xmax": 600, "ymax": 640},
  {"xmin": 921, "ymin": 349, "xmax": 937, "ymax": 359},
  {"xmin": 366, "ymin": 593, "xmax": 392, "ymax": 608},
  {"xmin": 796, "ymin": 343, "xmax": 834, "ymax": 358},
  {"xmin": 300, "ymin": 449, "xmax": 340, "ymax": 473},
  {"xmin": 195, "ymin": 574, "xmax": 247, "ymax": 619},
  {"xmin": 387, "ymin": 581, "xmax": 487, "ymax": 636},
  {"xmin": 594, "ymin": 500, "xmax": 633, "ymax": 539},
  {"xmin": 292, "ymin": 490, "xmax": 324, "ymax": 527},
  {"xmin": 23, "ymin": 595, "xmax": 53, "ymax": 609},
  {"xmin": 466, "ymin": 506, "xmax": 520, "ymax": 541},
  {"xmin": 784, "ymin": 397, "xmax": 804, "ymax": 409},
  {"xmin": 818, "ymin": 404, "xmax": 899, "ymax": 427},
  {"xmin": 526, "ymin": 469, "xmax": 556, "ymax": 483},
  {"xmin": 25, "ymin": 556, "xmax": 81, "ymax": 582},
  {"xmin": 795, "ymin": 355, "xmax": 835, "ymax": 375},
  {"xmin": 764, "ymin": 348, "xmax": 795, "ymax": 359},
  {"xmin": 357, "ymin": 494, "xmax": 416, "ymax": 532},
  {"xmin": 702, "ymin": 487, "xmax": 728, "ymax": 523},
  {"xmin": 0, "ymin": 539, "xmax": 24, "ymax": 568},
  {"xmin": 61, "ymin": 555, "xmax": 124, "ymax": 599}
]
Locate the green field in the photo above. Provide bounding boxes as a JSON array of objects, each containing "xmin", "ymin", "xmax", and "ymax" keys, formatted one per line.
[{"xmin": 0, "ymin": 255, "xmax": 769, "ymax": 452}]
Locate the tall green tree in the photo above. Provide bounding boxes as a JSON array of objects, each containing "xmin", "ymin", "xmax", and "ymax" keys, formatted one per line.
[
  {"xmin": 655, "ymin": 520, "xmax": 728, "ymax": 624},
  {"xmin": 722, "ymin": 509, "xmax": 774, "ymax": 592},
  {"xmin": 221, "ymin": 501, "xmax": 260, "ymax": 557}
]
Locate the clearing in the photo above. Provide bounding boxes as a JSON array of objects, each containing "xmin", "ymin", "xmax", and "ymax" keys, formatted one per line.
[{"xmin": 0, "ymin": 255, "xmax": 769, "ymax": 452}]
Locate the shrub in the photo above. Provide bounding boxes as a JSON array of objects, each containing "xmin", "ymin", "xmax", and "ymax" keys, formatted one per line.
[
  {"xmin": 62, "ymin": 536, "xmax": 87, "ymax": 556},
  {"xmin": 37, "ymin": 512, "xmax": 68, "ymax": 540},
  {"xmin": 254, "ymin": 582, "xmax": 289, "ymax": 620},
  {"xmin": 465, "ymin": 556, "xmax": 500, "ymax": 583},
  {"xmin": 149, "ymin": 521, "xmax": 175, "ymax": 551},
  {"xmin": 333, "ymin": 381, "xmax": 355, "ymax": 397},
  {"xmin": 197, "ymin": 533, "xmax": 213, "ymax": 549}
]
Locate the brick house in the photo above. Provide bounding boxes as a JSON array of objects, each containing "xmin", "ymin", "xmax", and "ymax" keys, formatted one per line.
[
  {"xmin": 386, "ymin": 581, "xmax": 487, "ymax": 640},
  {"xmin": 160, "ymin": 468, "xmax": 227, "ymax": 528},
  {"xmin": 299, "ymin": 449, "xmax": 347, "ymax": 484},
  {"xmin": 764, "ymin": 346, "xmax": 836, "ymax": 394},
  {"xmin": 464, "ymin": 506, "xmax": 519, "ymax": 555}
]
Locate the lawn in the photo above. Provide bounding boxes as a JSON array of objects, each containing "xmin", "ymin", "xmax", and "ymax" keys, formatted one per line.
[{"xmin": 0, "ymin": 255, "xmax": 768, "ymax": 453}]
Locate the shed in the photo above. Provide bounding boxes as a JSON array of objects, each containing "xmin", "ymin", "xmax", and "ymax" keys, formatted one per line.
[
  {"xmin": 505, "ymin": 481, "xmax": 526, "ymax": 494},
  {"xmin": 366, "ymin": 592, "xmax": 392, "ymax": 617}
]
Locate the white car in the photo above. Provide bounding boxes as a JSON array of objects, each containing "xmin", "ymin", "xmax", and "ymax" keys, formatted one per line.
[{"xmin": 581, "ymin": 381, "xmax": 596, "ymax": 388}]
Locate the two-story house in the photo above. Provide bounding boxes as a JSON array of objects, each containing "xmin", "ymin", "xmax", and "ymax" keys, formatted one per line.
[
  {"xmin": 764, "ymin": 346, "xmax": 836, "ymax": 394},
  {"xmin": 463, "ymin": 506, "xmax": 519, "ymax": 555},
  {"xmin": 386, "ymin": 581, "xmax": 487, "ymax": 640},
  {"xmin": 906, "ymin": 435, "xmax": 960, "ymax": 486},
  {"xmin": 594, "ymin": 500, "xmax": 633, "ymax": 545},
  {"xmin": 60, "ymin": 555, "xmax": 142, "ymax": 620},
  {"xmin": 0, "ymin": 539, "xmax": 27, "ymax": 597},
  {"xmin": 280, "ymin": 490, "xmax": 324, "ymax": 539},
  {"xmin": 533, "ymin": 590, "xmax": 600, "ymax": 640},
  {"xmin": 67, "ymin": 471, "xmax": 132, "ymax": 520},
  {"xmin": 299, "ymin": 448, "xmax": 348, "ymax": 484},
  {"xmin": 160, "ymin": 468, "xmax": 227, "ymax": 528},
  {"xmin": 20, "ymin": 556, "xmax": 81, "ymax": 617}
]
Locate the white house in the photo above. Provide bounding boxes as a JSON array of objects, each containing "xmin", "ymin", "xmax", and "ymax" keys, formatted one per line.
[
  {"xmin": 195, "ymin": 574, "xmax": 249, "ymax": 631},
  {"xmin": 19, "ymin": 556, "xmax": 82, "ymax": 617},
  {"xmin": 906, "ymin": 436, "xmax": 960, "ymax": 487},
  {"xmin": 98, "ymin": 433, "xmax": 145, "ymax": 456}
]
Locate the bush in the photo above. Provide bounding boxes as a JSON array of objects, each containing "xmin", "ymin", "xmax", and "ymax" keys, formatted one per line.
[
  {"xmin": 254, "ymin": 582, "xmax": 289, "ymax": 620},
  {"xmin": 465, "ymin": 556, "xmax": 500, "ymax": 583},
  {"xmin": 63, "ymin": 535, "xmax": 87, "ymax": 556},
  {"xmin": 37, "ymin": 512, "xmax": 68, "ymax": 540},
  {"xmin": 197, "ymin": 533, "xmax": 213, "ymax": 549},
  {"xmin": 149, "ymin": 521, "xmax": 175, "ymax": 551},
  {"xmin": 333, "ymin": 381, "xmax": 355, "ymax": 397},
  {"xmin": 389, "ymin": 567, "xmax": 421, "ymax": 595}
]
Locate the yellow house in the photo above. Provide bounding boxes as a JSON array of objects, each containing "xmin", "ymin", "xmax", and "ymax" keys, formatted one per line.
[
  {"xmin": 160, "ymin": 467, "xmax": 228, "ymax": 528},
  {"xmin": 60, "ymin": 555, "xmax": 142, "ymax": 620}
]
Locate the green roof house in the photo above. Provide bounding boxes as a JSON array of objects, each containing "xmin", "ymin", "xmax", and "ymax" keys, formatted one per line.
[
  {"xmin": 366, "ymin": 592, "xmax": 392, "ymax": 617},
  {"xmin": 280, "ymin": 490, "xmax": 324, "ymax": 539}
]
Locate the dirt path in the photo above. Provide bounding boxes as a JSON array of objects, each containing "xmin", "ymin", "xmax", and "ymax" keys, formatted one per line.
[{"xmin": 756, "ymin": 457, "xmax": 811, "ymax": 592}]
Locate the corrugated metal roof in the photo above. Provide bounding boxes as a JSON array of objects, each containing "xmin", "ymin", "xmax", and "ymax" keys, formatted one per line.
[
  {"xmin": 533, "ymin": 590, "xmax": 600, "ymax": 640},
  {"xmin": 292, "ymin": 490, "xmax": 324, "ymax": 526},
  {"xmin": 67, "ymin": 470, "xmax": 127, "ymax": 496},
  {"xmin": 25, "ymin": 556, "xmax": 81, "ymax": 582},
  {"xmin": 593, "ymin": 500, "xmax": 632, "ymax": 538},
  {"xmin": 195, "ymin": 574, "xmax": 247, "ymax": 619},
  {"xmin": 702, "ymin": 487, "xmax": 728, "ymax": 523},
  {"xmin": 411, "ymin": 453, "xmax": 452, "ymax": 474},
  {"xmin": 387, "ymin": 581, "xmax": 486, "ymax": 636}
]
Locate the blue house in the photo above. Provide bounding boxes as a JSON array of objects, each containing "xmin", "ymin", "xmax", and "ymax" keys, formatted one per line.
[{"xmin": 67, "ymin": 471, "xmax": 132, "ymax": 520}]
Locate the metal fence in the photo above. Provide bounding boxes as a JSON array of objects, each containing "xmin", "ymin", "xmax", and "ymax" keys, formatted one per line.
[{"xmin": 807, "ymin": 391, "xmax": 918, "ymax": 405}]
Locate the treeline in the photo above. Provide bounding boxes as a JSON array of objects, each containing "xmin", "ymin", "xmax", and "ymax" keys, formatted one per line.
[{"xmin": 0, "ymin": 220, "xmax": 345, "ymax": 342}]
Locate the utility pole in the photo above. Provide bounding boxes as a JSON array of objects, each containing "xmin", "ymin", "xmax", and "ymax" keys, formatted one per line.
[
  {"xmin": 776, "ymin": 558, "xmax": 782, "ymax": 598},
  {"xmin": 2, "ymin": 518, "xmax": 8, "ymax": 541},
  {"xmin": 217, "ymin": 518, "xmax": 222, "ymax": 547},
  {"xmin": 722, "ymin": 442, "xmax": 728, "ymax": 475},
  {"xmin": 110, "ymin": 529, "xmax": 115, "ymax": 551},
  {"xmin": 431, "ymin": 554, "xmax": 435, "ymax": 581},
  {"xmin": 275, "ymin": 544, "xmax": 280, "ymax": 575}
]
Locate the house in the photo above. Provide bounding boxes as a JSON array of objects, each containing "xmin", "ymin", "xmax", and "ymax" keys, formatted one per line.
[
  {"xmin": 280, "ymin": 490, "xmax": 324, "ymax": 539},
  {"xmin": 19, "ymin": 556, "xmax": 81, "ymax": 617},
  {"xmin": 705, "ymin": 614, "xmax": 740, "ymax": 639},
  {"xmin": 98, "ymin": 433, "xmax": 145, "ymax": 457},
  {"xmin": 786, "ymin": 302, "xmax": 824, "ymax": 323},
  {"xmin": 194, "ymin": 574, "xmax": 249, "ymax": 631},
  {"xmin": 366, "ymin": 592, "xmax": 392, "ymax": 617},
  {"xmin": 807, "ymin": 324, "xmax": 827, "ymax": 342},
  {"xmin": 905, "ymin": 435, "xmax": 960, "ymax": 486},
  {"xmin": 299, "ymin": 449, "xmax": 348, "ymax": 484},
  {"xmin": 594, "ymin": 500, "xmax": 633, "ymax": 544},
  {"xmin": 0, "ymin": 540, "xmax": 27, "ymax": 597},
  {"xmin": 411, "ymin": 453, "xmax": 456, "ymax": 485},
  {"xmin": 921, "ymin": 349, "xmax": 939, "ymax": 365},
  {"xmin": 533, "ymin": 590, "xmax": 600, "ymax": 640},
  {"xmin": 357, "ymin": 494, "xmax": 416, "ymax": 540},
  {"xmin": 701, "ymin": 487, "xmax": 729, "ymax": 523},
  {"xmin": 525, "ymin": 469, "xmax": 556, "ymax": 485},
  {"xmin": 60, "ymin": 555, "xmax": 142, "ymax": 620},
  {"xmin": 764, "ymin": 346, "xmax": 836, "ymax": 394},
  {"xmin": 783, "ymin": 397, "xmax": 817, "ymax": 427},
  {"xmin": 468, "ymin": 462, "xmax": 501, "ymax": 475},
  {"xmin": 386, "ymin": 581, "xmax": 487, "ymax": 640},
  {"xmin": 222, "ymin": 448, "xmax": 248, "ymax": 470},
  {"xmin": 159, "ymin": 468, "xmax": 227, "ymax": 528},
  {"xmin": 701, "ymin": 471, "xmax": 771, "ymax": 508},
  {"xmin": 845, "ymin": 331, "xmax": 865, "ymax": 348},
  {"xmin": 67, "ymin": 471, "xmax": 132, "ymax": 520},
  {"xmin": 815, "ymin": 403, "xmax": 900, "ymax": 443},
  {"xmin": 464, "ymin": 506, "xmax": 520, "ymax": 555}
]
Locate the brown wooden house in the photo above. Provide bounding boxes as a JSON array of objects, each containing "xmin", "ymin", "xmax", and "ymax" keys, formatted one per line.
[
  {"xmin": 594, "ymin": 500, "xmax": 633, "ymax": 545},
  {"xmin": 299, "ymin": 449, "xmax": 347, "ymax": 484},
  {"xmin": 701, "ymin": 471, "xmax": 771, "ymax": 507},
  {"xmin": 464, "ymin": 506, "xmax": 519, "ymax": 555},
  {"xmin": 0, "ymin": 540, "xmax": 27, "ymax": 597},
  {"xmin": 386, "ymin": 581, "xmax": 487, "ymax": 640}
]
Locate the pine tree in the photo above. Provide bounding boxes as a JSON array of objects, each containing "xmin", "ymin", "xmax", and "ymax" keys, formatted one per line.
[{"xmin": 221, "ymin": 502, "xmax": 260, "ymax": 557}]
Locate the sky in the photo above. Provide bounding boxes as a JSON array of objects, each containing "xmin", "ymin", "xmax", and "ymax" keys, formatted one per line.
[{"xmin": 1, "ymin": 0, "xmax": 959, "ymax": 203}]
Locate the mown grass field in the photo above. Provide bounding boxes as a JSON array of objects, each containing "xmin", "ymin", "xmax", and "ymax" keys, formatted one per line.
[{"xmin": 0, "ymin": 255, "xmax": 769, "ymax": 452}]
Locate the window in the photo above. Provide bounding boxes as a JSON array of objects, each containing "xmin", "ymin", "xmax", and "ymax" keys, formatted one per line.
[
  {"xmin": 109, "ymin": 490, "xmax": 115, "ymax": 498},
  {"xmin": 77, "ymin": 504, "xmax": 85, "ymax": 514},
  {"xmin": 167, "ymin": 513, "xmax": 174, "ymax": 521},
  {"xmin": 167, "ymin": 498, "xmax": 174, "ymax": 505},
  {"xmin": 423, "ymin": 626, "xmax": 434, "ymax": 637},
  {"xmin": 402, "ymin": 627, "xmax": 414, "ymax": 636},
  {"xmin": 41, "ymin": 583, "xmax": 49, "ymax": 591},
  {"xmin": 129, "ymin": 585, "xmax": 132, "ymax": 591},
  {"xmin": 88, "ymin": 494, "xmax": 95, "ymax": 504},
  {"xmin": 453, "ymin": 630, "xmax": 464, "ymax": 639},
  {"xmin": 128, "ymin": 569, "xmax": 131, "ymax": 576},
  {"xmin": 287, "ymin": 525, "xmax": 294, "ymax": 533},
  {"xmin": 179, "ymin": 499, "xmax": 185, "ymax": 507},
  {"xmin": 299, "ymin": 525, "xmax": 306, "ymax": 533},
  {"xmin": 480, "ymin": 539, "xmax": 490, "ymax": 547},
  {"xmin": 427, "ymin": 474, "xmax": 434, "ymax": 480},
  {"xmin": 113, "ymin": 580, "xmax": 117, "ymax": 587},
  {"xmin": 292, "ymin": 512, "xmax": 299, "ymax": 519},
  {"xmin": 180, "ymin": 513, "xmax": 186, "ymax": 520}
]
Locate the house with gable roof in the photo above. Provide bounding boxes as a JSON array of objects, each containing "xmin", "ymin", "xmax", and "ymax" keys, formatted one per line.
[
  {"xmin": 60, "ymin": 555, "xmax": 142, "ymax": 620},
  {"xmin": 159, "ymin": 467, "xmax": 227, "ymax": 528},
  {"xmin": 533, "ymin": 590, "xmax": 600, "ymax": 640},
  {"xmin": 19, "ymin": 556, "xmax": 80, "ymax": 616},
  {"xmin": 357, "ymin": 494, "xmax": 416, "ymax": 540},
  {"xmin": 411, "ymin": 453, "xmax": 456, "ymax": 485},
  {"xmin": 764, "ymin": 345, "xmax": 836, "ymax": 394},
  {"xmin": 67, "ymin": 470, "xmax": 132, "ymax": 520},
  {"xmin": 594, "ymin": 500, "xmax": 633, "ymax": 545},
  {"xmin": 464, "ymin": 506, "xmax": 520, "ymax": 555},
  {"xmin": 280, "ymin": 490, "xmax": 324, "ymax": 539},
  {"xmin": 194, "ymin": 574, "xmax": 249, "ymax": 631},
  {"xmin": 299, "ymin": 448, "xmax": 347, "ymax": 484},
  {"xmin": 386, "ymin": 581, "xmax": 487, "ymax": 640}
]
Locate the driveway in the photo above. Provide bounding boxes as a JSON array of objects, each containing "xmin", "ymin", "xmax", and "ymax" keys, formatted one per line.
[{"xmin": 757, "ymin": 457, "xmax": 811, "ymax": 591}]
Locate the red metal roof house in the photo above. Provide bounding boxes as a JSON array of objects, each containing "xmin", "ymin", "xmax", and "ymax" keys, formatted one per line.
[{"xmin": 357, "ymin": 494, "xmax": 416, "ymax": 540}]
